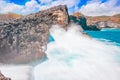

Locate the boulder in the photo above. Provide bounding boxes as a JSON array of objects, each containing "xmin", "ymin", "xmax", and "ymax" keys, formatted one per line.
[{"xmin": 0, "ymin": 5, "xmax": 69, "ymax": 64}]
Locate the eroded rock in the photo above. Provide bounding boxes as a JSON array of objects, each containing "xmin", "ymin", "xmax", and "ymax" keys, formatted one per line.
[
  {"xmin": 96, "ymin": 21, "xmax": 120, "ymax": 28},
  {"xmin": 70, "ymin": 12, "xmax": 100, "ymax": 31},
  {"xmin": 0, "ymin": 5, "xmax": 69, "ymax": 64}
]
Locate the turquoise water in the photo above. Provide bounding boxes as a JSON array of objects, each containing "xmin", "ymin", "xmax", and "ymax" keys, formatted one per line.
[
  {"xmin": 49, "ymin": 28, "xmax": 120, "ymax": 46},
  {"xmin": 49, "ymin": 34, "xmax": 55, "ymax": 42},
  {"xmin": 1, "ymin": 26, "xmax": 120, "ymax": 80},
  {"xmin": 34, "ymin": 27, "xmax": 120, "ymax": 80},
  {"xmin": 86, "ymin": 28, "xmax": 120, "ymax": 45}
]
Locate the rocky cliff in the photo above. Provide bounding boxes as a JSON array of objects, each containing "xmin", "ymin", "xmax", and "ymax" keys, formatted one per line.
[
  {"xmin": 70, "ymin": 12, "xmax": 100, "ymax": 31},
  {"xmin": 87, "ymin": 14, "xmax": 120, "ymax": 29},
  {"xmin": 96, "ymin": 21, "xmax": 120, "ymax": 29},
  {"xmin": 70, "ymin": 12, "xmax": 120, "ymax": 30},
  {"xmin": 70, "ymin": 12, "xmax": 87, "ymax": 30},
  {"xmin": 0, "ymin": 5, "xmax": 69, "ymax": 64},
  {"xmin": 0, "ymin": 72, "xmax": 11, "ymax": 80}
]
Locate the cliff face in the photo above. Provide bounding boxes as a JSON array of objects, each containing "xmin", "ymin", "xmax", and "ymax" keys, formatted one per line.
[
  {"xmin": 0, "ymin": 5, "xmax": 69, "ymax": 64},
  {"xmin": 96, "ymin": 21, "xmax": 120, "ymax": 28},
  {"xmin": 70, "ymin": 12, "xmax": 87, "ymax": 30},
  {"xmin": 70, "ymin": 12, "xmax": 100, "ymax": 31},
  {"xmin": 0, "ymin": 72, "xmax": 11, "ymax": 80},
  {"xmin": 87, "ymin": 14, "xmax": 120, "ymax": 28},
  {"xmin": 71, "ymin": 12, "xmax": 120, "ymax": 30}
]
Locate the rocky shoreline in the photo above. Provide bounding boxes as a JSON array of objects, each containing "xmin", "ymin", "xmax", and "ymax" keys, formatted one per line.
[
  {"xmin": 70, "ymin": 12, "xmax": 120, "ymax": 31},
  {"xmin": 0, "ymin": 5, "xmax": 120, "ymax": 79}
]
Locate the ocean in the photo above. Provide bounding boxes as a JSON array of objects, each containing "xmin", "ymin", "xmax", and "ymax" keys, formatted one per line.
[
  {"xmin": 1, "ymin": 25, "xmax": 120, "ymax": 80},
  {"xmin": 86, "ymin": 28, "xmax": 120, "ymax": 46},
  {"xmin": 34, "ymin": 25, "xmax": 120, "ymax": 80}
]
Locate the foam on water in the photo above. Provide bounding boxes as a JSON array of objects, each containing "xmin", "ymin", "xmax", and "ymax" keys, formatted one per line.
[
  {"xmin": 34, "ymin": 25, "xmax": 120, "ymax": 80},
  {"xmin": 0, "ymin": 65, "xmax": 33, "ymax": 80},
  {"xmin": 0, "ymin": 24, "xmax": 120, "ymax": 80}
]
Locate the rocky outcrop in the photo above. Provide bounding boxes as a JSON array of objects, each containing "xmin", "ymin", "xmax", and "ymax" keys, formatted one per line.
[
  {"xmin": 87, "ymin": 24, "xmax": 100, "ymax": 31},
  {"xmin": 0, "ymin": 5, "xmax": 69, "ymax": 64},
  {"xmin": 0, "ymin": 72, "xmax": 11, "ymax": 80},
  {"xmin": 96, "ymin": 21, "xmax": 120, "ymax": 28},
  {"xmin": 70, "ymin": 12, "xmax": 100, "ymax": 31},
  {"xmin": 71, "ymin": 12, "xmax": 120, "ymax": 30},
  {"xmin": 70, "ymin": 12, "xmax": 87, "ymax": 30},
  {"xmin": 87, "ymin": 14, "xmax": 120, "ymax": 29}
]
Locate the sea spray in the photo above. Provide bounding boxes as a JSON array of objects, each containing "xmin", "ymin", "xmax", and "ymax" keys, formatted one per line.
[
  {"xmin": 0, "ymin": 65, "xmax": 33, "ymax": 80},
  {"xmin": 0, "ymin": 24, "xmax": 120, "ymax": 80},
  {"xmin": 34, "ymin": 24, "xmax": 120, "ymax": 80}
]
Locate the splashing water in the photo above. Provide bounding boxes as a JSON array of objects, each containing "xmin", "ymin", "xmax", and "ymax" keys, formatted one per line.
[
  {"xmin": 34, "ymin": 25, "xmax": 120, "ymax": 80},
  {"xmin": 0, "ymin": 65, "xmax": 33, "ymax": 80},
  {"xmin": 0, "ymin": 24, "xmax": 120, "ymax": 80}
]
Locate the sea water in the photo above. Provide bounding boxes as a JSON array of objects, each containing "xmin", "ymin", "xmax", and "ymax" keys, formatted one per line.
[
  {"xmin": 0, "ymin": 25, "xmax": 120, "ymax": 80},
  {"xmin": 86, "ymin": 28, "xmax": 120, "ymax": 45},
  {"xmin": 34, "ymin": 25, "xmax": 120, "ymax": 80}
]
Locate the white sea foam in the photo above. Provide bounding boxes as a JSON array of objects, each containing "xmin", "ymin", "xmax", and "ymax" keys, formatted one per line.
[
  {"xmin": 0, "ymin": 65, "xmax": 33, "ymax": 80},
  {"xmin": 0, "ymin": 24, "xmax": 120, "ymax": 80},
  {"xmin": 34, "ymin": 25, "xmax": 120, "ymax": 80}
]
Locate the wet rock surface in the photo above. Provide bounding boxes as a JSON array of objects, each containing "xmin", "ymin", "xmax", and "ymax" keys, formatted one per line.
[{"xmin": 0, "ymin": 5, "xmax": 69, "ymax": 64}]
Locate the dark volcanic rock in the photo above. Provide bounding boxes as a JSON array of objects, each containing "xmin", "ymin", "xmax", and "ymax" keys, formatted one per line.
[
  {"xmin": 87, "ymin": 24, "xmax": 100, "ymax": 31},
  {"xmin": 70, "ymin": 12, "xmax": 100, "ymax": 31},
  {"xmin": 70, "ymin": 15, "xmax": 87, "ymax": 29},
  {"xmin": 0, "ymin": 72, "xmax": 11, "ymax": 80},
  {"xmin": 70, "ymin": 12, "xmax": 87, "ymax": 30},
  {"xmin": 0, "ymin": 5, "xmax": 69, "ymax": 64}
]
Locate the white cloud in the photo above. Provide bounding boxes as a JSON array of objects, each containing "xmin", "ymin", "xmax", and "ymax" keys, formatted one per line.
[
  {"xmin": 39, "ymin": 0, "xmax": 80, "ymax": 14},
  {"xmin": 38, "ymin": 0, "xmax": 80, "ymax": 8},
  {"xmin": 1, "ymin": 0, "xmax": 120, "ymax": 16},
  {"xmin": 39, "ymin": 0, "xmax": 53, "ymax": 4},
  {"xmin": 0, "ymin": 0, "xmax": 40, "ymax": 15},
  {"xmin": 0, "ymin": 0, "xmax": 79, "ymax": 15},
  {"xmin": 0, "ymin": 0, "xmax": 23, "ymax": 14},
  {"xmin": 21, "ymin": 0, "xmax": 40, "ymax": 14},
  {"xmin": 79, "ymin": 0, "xmax": 120, "ymax": 16}
]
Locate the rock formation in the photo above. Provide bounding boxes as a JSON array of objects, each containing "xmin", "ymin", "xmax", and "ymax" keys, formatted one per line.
[
  {"xmin": 0, "ymin": 5, "xmax": 69, "ymax": 64},
  {"xmin": 0, "ymin": 72, "xmax": 11, "ymax": 80},
  {"xmin": 70, "ymin": 12, "xmax": 87, "ymax": 30},
  {"xmin": 71, "ymin": 12, "xmax": 120, "ymax": 30},
  {"xmin": 96, "ymin": 21, "xmax": 120, "ymax": 28},
  {"xmin": 87, "ymin": 14, "xmax": 120, "ymax": 29},
  {"xmin": 70, "ymin": 12, "xmax": 100, "ymax": 31}
]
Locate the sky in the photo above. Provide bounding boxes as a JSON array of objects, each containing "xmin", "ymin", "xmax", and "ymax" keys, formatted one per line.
[{"xmin": 0, "ymin": 0, "xmax": 120, "ymax": 16}]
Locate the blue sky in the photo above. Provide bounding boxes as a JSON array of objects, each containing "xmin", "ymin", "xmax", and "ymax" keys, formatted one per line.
[
  {"xmin": 0, "ymin": 0, "xmax": 120, "ymax": 16},
  {"xmin": 6, "ymin": 0, "xmax": 30, "ymax": 5}
]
